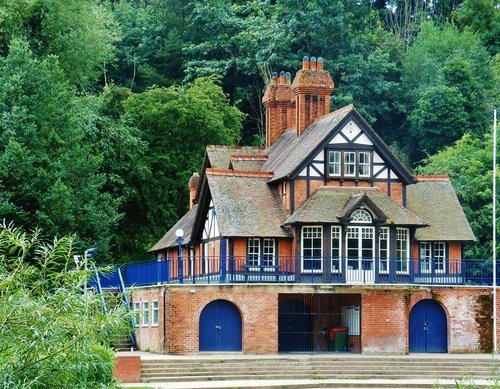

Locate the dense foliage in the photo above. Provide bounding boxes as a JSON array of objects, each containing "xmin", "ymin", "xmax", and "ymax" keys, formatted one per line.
[
  {"xmin": 0, "ymin": 222, "xmax": 128, "ymax": 388},
  {"xmin": 0, "ymin": 0, "xmax": 498, "ymax": 260}
]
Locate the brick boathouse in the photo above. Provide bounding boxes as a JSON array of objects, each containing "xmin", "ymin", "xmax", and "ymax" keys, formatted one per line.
[{"xmin": 129, "ymin": 56, "xmax": 495, "ymax": 355}]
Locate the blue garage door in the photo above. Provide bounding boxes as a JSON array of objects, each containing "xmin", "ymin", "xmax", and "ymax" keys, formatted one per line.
[
  {"xmin": 409, "ymin": 299, "xmax": 447, "ymax": 353},
  {"xmin": 199, "ymin": 300, "xmax": 242, "ymax": 352}
]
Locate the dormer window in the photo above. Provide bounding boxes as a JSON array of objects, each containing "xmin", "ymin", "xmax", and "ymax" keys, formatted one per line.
[
  {"xmin": 350, "ymin": 209, "xmax": 372, "ymax": 223},
  {"xmin": 328, "ymin": 150, "xmax": 372, "ymax": 179}
]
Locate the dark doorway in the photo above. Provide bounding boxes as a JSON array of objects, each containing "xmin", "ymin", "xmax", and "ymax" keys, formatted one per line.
[
  {"xmin": 199, "ymin": 300, "xmax": 242, "ymax": 352},
  {"xmin": 409, "ymin": 299, "xmax": 447, "ymax": 353},
  {"xmin": 278, "ymin": 294, "xmax": 361, "ymax": 353}
]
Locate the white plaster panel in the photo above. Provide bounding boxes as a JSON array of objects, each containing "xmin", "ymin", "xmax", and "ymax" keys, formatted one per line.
[
  {"xmin": 315, "ymin": 151, "xmax": 325, "ymax": 161},
  {"xmin": 299, "ymin": 167, "xmax": 307, "ymax": 177},
  {"xmin": 373, "ymin": 152, "xmax": 383, "ymax": 163},
  {"xmin": 330, "ymin": 133, "xmax": 348, "ymax": 144},
  {"xmin": 354, "ymin": 133, "xmax": 373, "ymax": 146},
  {"xmin": 376, "ymin": 168, "xmax": 388, "ymax": 179},
  {"xmin": 340, "ymin": 120, "xmax": 362, "ymax": 141},
  {"xmin": 313, "ymin": 163, "xmax": 324, "ymax": 175}
]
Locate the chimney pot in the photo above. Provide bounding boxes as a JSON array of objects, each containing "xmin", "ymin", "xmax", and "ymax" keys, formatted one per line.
[
  {"xmin": 302, "ymin": 56, "xmax": 310, "ymax": 70},
  {"xmin": 317, "ymin": 57, "xmax": 324, "ymax": 70},
  {"xmin": 310, "ymin": 56, "xmax": 317, "ymax": 70},
  {"xmin": 285, "ymin": 72, "xmax": 291, "ymax": 85},
  {"xmin": 279, "ymin": 70, "xmax": 286, "ymax": 84},
  {"xmin": 271, "ymin": 71, "xmax": 278, "ymax": 84}
]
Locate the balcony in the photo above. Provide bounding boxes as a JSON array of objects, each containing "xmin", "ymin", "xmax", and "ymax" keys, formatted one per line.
[{"xmin": 96, "ymin": 256, "xmax": 497, "ymax": 289}]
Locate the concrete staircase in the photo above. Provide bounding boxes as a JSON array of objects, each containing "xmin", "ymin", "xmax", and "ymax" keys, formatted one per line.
[{"xmin": 140, "ymin": 355, "xmax": 500, "ymax": 388}]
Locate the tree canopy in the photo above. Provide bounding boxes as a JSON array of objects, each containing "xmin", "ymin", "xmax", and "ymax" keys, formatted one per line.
[{"xmin": 0, "ymin": 0, "xmax": 498, "ymax": 260}]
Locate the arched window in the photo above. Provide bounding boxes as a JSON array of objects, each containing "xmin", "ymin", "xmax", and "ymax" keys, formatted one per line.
[{"xmin": 350, "ymin": 209, "xmax": 372, "ymax": 223}]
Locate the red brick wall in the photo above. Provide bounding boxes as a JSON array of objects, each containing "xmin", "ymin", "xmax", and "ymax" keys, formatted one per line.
[
  {"xmin": 113, "ymin": 355, "xmax": 141, "ymax": 383},
  {"xmin": 130, "ymin": 285, "xmax": 493, "ymax": 355},
  {"xmin": 362, "ymin": 287, "xmax": 493, "ymax": 353},
  {"xmin": 132, "ymin": 286, "xmax": 164, "ymax": 353},
  {"xmin": 166, "ymin": 285, "xmax": 278, "ymax": 354}
]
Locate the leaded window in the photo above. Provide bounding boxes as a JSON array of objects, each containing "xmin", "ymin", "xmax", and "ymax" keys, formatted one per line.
[{"xmin": 351, "ymin": 209, "xmax": 372, "ymax": 223}]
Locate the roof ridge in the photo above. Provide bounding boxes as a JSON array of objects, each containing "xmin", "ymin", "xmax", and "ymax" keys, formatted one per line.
[
  {"xmin": 206, "ymin": 168, "xmax": 274, "ymax": 179},
  {"xmin": 231, "ymin": 154, "xmax": 268, "ymax": 160},
  {"xmin": 416, "ymin": 175, "xmax": 450, "ymax": 181}
]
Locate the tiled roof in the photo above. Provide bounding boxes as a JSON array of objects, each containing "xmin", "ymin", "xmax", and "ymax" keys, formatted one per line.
[
  {"xmin": 206, "ymin": 146, "xmax": 265, "ymax": 169},
  {"xmin": 261, "ymin": 105, "xmax": 353, "ymax": 180},
  {"xmin": 149, "ymin": 205, "xmax": 198, "ymax": 251},
  {"xmin": 229, "ymin": 155, "xmax": 268, "ymax": 171},
  {"xmin": 407, "ymin": 178, "xmax": 476, "ymax": 242},
  {"xmin": 206, "ymin": 170, "xmax": 290, "ymax": 238},
  {"xmin": 260, "ymin": 104, "xmax": 415, "ymax": 184},
  {"xmin": 286, "ymin": 187, "xmax": 426, "ymax": 226}
]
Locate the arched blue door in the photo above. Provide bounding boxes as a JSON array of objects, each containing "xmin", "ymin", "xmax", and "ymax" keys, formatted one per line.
[
  {"xmin": 409, "ymin": 299, "xmax": 447, "ymax": 353},
  {"xmin": 199, "ymin": 300, "xmax": 242, "ymax": 352}
]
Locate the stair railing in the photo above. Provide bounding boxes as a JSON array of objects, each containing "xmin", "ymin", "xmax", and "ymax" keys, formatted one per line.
[
  {"xmin": 93, "ymin": 264, "xmax": 108, "ymax": 316},
  {"xmin": 117, "ymin": 266, "xmax": 138, "ymax": 350}
]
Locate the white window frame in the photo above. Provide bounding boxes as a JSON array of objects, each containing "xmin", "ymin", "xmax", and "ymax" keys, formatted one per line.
[
  {"xmin": 301, "ymin": 226, "xmax": 323, "ymax": 273},
  {"xmin": 331, "ymin": 226, "xmax": 342, "ymax": 273},
  {"xmin": 344, "ymin": 152, "xmax": 356, "ymax": 177},
  {"xmin": 379, "ymin": 227, "xmax": 389, "ymax": 274},
  {"xmin": 358, "ymin": 152, "xmax": 371, "ymax": 177},
  {"xmin": 142, "ymin": 301, "xmax": 149, "ymax": 327},
  {"xmin": 351, "ymin": 209, "xmax": 372, "ymax": 223},
  {"xmin": 248, "ymin": 238, "xmax": 260, "ymax": 267},
  {"xmin": 433, "ymin": 242, "xmax": 446, "ymax": 273},
  {"xmin": 262, "ymin": 238, "xmax": 276, "ymax": 267},
  {"xmin": 152, "ymin": 300, "xmax": 159, "ymax": 326},
  {"xmin": 419, "ymin": 242, "xmax": 432, "ymax": 273},
  {"xmin": 396, "ymin": 228, "xmax": 409, "ymax": 274},
  {"xmin": 328, "ymin": 150, "xmax": 341, "ymax": 177},
  {"xmin": 133, "ymin": 302, "xmax": 141, "ymax": 327}
]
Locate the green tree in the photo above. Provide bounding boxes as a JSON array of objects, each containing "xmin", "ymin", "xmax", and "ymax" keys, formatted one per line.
[
  {"xmin": 417, "ymin": 132, "xmax": 498, "ymax": 259},
  {"xmin": 454, "ymin": 0, "xmax": 500, "ymax": 56},
  {"xmin": 0, "ymin": 0, "xmax": 119, "ymax": 87},
  {"xmin": 401, "ymin": 21, "xmax": 494, "ymax": 161},
  {"xmin": 107, "ymin": 0, "xmax": 190, "ymax": 91},
  {"xmin": 0, "ymin": 39, "xmax": 123, "ymax": 258},
  {"xmin": 0, "ymin": 222, "xmax": 128, "ymax": 388},
  {"xmin": 121, "ymin": 77, "xmax": 243, "ymax": 258}
]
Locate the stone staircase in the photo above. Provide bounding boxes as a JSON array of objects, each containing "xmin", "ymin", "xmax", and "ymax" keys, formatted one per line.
[{"xmin": 140, "ymin": 355, "xmax": 500, "ymax": 388}]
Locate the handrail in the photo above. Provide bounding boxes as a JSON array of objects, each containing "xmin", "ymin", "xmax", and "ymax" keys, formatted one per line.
[
  {"xmin": 93, "ymin": 264, "xmax": 108, "ymax": 316},
  {"xmin": 118, "ymin": 266, "xmax": 138, "ymax": 350}
]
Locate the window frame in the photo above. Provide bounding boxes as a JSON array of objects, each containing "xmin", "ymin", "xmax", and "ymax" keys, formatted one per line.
[
  {"xmin": 327, "ymin": 150, "xmax": 373, "ymax": 179},
  {"xmin": 142, "ymin": 301, "xmax": 149, "ymax": 327},
  {"xmin": 396, "ymin": 228, "xmax": 409, "ymax": 274},
  {"xmin": 151, "ymin": 300, "xmax": 159, "ymax": 327},
  {"xmin": 133, "ymin": 302, "xmax": 141, "ymax": 327},
  {"xmin": 331, "ymin": 226, "xmax": 342, "ymax": 273},
  {"xmin": 301, "ymin": 226, "xmax": 323, "ymax": 273},
  {"xmin": 419, "ymin": 241, "xmax": 447, "ymax": 273},
  {"xmin": 379, "ymin": 227, "xmax": 390, "ymax": 274}
]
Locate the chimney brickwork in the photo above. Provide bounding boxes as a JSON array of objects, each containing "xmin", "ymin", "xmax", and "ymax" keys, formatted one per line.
[
  {"xmin": 263, "ymin": 56, "xmax": 334, "ymax": 147},
  {"xmin": 292, "ymin": 56, "xmax": 334, "ymax": 137},
  {"xmin": 188, "ymin": 173, "xmax": 200, "ymax": 209},
  {"xmin": 262, "ymin": 71, "xmax": 295, "ymax": 148}
]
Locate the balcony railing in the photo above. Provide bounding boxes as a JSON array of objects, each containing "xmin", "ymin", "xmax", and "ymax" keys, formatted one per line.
[{"xmin": 94, "ymin": 256, "xmax": 498, "ymax": 289}]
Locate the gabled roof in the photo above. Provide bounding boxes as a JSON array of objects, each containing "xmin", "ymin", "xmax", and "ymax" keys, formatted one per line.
[
  {"xmin": 204, "ymin": 169, "xmax": 290, "ymax": 238},
  {"xmin": 206, "ymin": 146, "xmax": 265, "ymax": 169},
  {"xmin": 149, "ymin": 205, "xmax": 198, "ymax": 251},
  {"xmin": 229, "ymin": 155, "xmax": 268, "ymax": 171},
  {"xmin": 407, "ymin": 177, "xmax": 476, "ymax": 242},
  {"xmin": 261, "ymin": 104, "xmax": 415, "ymax": 184},
  {"xmin": 286, "ymin": 187, "xmax": 426, "ymax": 226}
]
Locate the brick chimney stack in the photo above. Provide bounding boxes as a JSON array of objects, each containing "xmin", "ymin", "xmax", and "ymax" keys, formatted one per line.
[
  {"xmin": 291, "ymin": 56, "xmax": 334, "ymax": 137},
  {"xmin": 262, "ymin": 70, "xmax": 296, "ymax": 148},
  {"xmin": 188, "ymin": 172, "xmax": 200, "ymax": 209}
]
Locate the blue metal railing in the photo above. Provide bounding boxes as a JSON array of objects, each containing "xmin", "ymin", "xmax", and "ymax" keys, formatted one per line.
[{"xmin": 93, "ymin": 257, "xmax": 498, "ymax": 289}]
